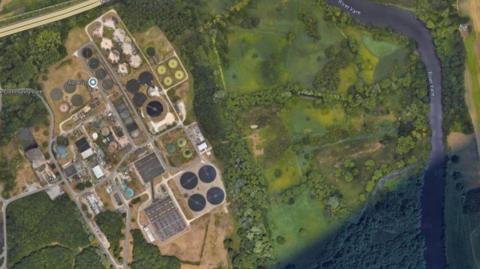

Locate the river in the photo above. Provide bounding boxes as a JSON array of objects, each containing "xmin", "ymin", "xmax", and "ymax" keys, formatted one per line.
[{"xmin": 326, "ymin": 0, "xmax": 445, "ymax": 268}]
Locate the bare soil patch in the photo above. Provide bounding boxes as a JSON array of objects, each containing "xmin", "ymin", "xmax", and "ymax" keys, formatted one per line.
[
  {"xmin": 158, "ymin": 215, "xmax": 208, "ymax": 263},
  {"xmin": 248, "ymin": 131, "xmax": 264, "ymax": 157},
  {"xmin": 157, "ymin": 209, "xmax": 233, "ymax": 269},
  {"xmin": 39, "ymin": 27, "xmax": 92, "ymax": 132}
]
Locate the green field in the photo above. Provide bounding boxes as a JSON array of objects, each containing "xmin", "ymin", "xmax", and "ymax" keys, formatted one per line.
[
  {"xmin": 464, "ymin": 33, "xmax": 480, "ymax": 131},
  {"xmin": 223, "ymin": 0, "xmax": 343, "ymax": 94},
  {"xmin": 6, "ymin": 192, "xmax": 106, "ymax": 268},
  {"xmin": 445, "ymin": 134, "xmax": 480, "ymax": 269},
  {"xmin": 217, "ymin": 0, "xmax": 425, "ymax": 260},
  {"xmin": 223, "ymin": 1, "xmax": 407, "ymax": 95}
]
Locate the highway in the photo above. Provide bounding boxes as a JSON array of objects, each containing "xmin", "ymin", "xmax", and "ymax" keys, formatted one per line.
[{"xmin": 0, "ymin": 0, "xmax": 103, "ymax": 38}]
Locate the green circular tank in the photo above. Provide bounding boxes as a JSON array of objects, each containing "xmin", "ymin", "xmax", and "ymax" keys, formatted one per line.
[
  {"xmin": 182, "ymin": 149, "xmax": 193, "ymax": 159},
  {"xmin": 166, "ymin": 143, "xmax": 176, "ymax": 154},
  {"xmin": 177, "ymin": 138, "xmax": 187, "ymax": 148}
]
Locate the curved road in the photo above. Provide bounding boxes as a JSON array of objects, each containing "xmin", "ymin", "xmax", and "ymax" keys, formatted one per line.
[
  {"xmin": 327, "ymin": 1, "xmax": 445, "ymax": 268},
  {"xmin": 0, "ymin": 0, "xmax": 102, "ymax": 38}
]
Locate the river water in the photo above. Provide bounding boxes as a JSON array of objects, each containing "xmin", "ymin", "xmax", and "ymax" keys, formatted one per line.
[{"xmin": 326, "ymin": 0, "xmax": 445, "ymax": 268}]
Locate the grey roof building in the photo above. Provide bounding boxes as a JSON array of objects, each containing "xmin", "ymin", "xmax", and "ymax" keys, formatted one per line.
[{"xmin": 25, "ymin": 147, "xmax": 47, "ymax": 169}]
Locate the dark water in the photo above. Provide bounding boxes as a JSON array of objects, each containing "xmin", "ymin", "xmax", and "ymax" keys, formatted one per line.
[{"xmin": 325, "ymin": 1, "xmax": 445, "ymax": 268}]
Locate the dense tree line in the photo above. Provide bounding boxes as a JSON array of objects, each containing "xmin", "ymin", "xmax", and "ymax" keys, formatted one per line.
[
  {"xmin": 95, "ymin": 210, "xmax": 124, "ymax": 261},
  {"xmin": 312, "ymin": 40, "xmax": 354, "ymax": 91},
  {"xmin": 0, "ymin": 95, "xmax": 48, "ymax": 147},
  {"xmin": 130, "ymin": 230, "xmax": 180, "ymax": 269},
  {"xmin": 285, "ymin": 175, "xmax": 426, "ymax": 269},
  {"xmin": 74, "ymin": 247, "xmax": 106, "ymax": 269},
  {"xmin": 7, "ymin": 193, "xmax": 92, "ymax": 268},
  {"xmin": 415, "ymin": 0, "xmax": 473, "ymax": 134}
]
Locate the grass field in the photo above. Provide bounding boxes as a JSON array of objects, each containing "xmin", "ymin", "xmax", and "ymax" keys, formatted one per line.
[
  {"xmin": 223, "ymin": 0, "xmax": 342, "ymax": 93},
  {"xmin": 445, "ymin": 133, "xmax": 480, "ymax": 269},
  {"xmin": 464, "ymin": 33, "xmax": 480, "ymax": 135},
  {"xmin": 223, "ymin": 1, "xmax": 407, "ymax": 94},
  {"xmin": 267, "ymin": 190, "xmax": 331, "ymax": 257}
]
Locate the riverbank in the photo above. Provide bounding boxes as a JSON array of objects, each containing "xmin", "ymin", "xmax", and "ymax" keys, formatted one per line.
[{"xmin": 327, "ymin": 0, "xmax": 445, "ymax": 268}]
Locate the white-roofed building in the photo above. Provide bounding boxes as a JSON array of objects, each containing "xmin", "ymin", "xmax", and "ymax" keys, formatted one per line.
[
  {"xmin": 113, "ymin": 28, "xmax": 126, "ymax": 43},
  {"xmin": 108, "ymin": 50, "xmax": 120, "ymax": 64},
  {"xmin": 92, "ymin": 25, "xmax": 104, "ymax": 38},
  {"xmin": 92, "ymin": 165, "xmax": 105, "ymax": 179},
  {"xmin": 117, "ymin": 63, "xmax": 129, "ymax": 75},
  {"xmin": 122, "ymin": 42, "xmax": 134, "ymax": 55},
  {"xmin": 129, "ymin": 54, "xmax": 142, "ymax": 68},
  {"xmin": 100, "ymin": 37, "xmax": 113, "ymax": 51},
  {"xmin": 197, "ymin": 142, "xmax": 208, "ymax": 153},
  {"xmin": 81, "ymin": 148, "xmax": 94, "ymax": 159},
  {"xmin": 103, "ymin": 17, "xmax": 117, "ymax": 29}
]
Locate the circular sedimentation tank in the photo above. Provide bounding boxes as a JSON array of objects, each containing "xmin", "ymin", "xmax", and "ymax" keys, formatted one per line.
[
  {"xmin": 50, "ymin": 88, "xmax": 63, "ymax": 101},
  {"xmin": 63, "ymin": 80, "xmax": 76, "ymax": 93},
  {"xmin": 157, "ymin": 65, "xmax": 167, "ymax": 75},
  {"xmin": 70, "ymin": 94, "xmax": 84, "ymax": 107},
  {"xmin": 182, "ymin": 149, "xmax": 193, "ymax": 159},
  {"xmin": 177, "ymin": 138, "xmax": 187, "ymax": 148},
  {"xmin": 82, "ymin": 47, "xmax": 93, "ymax": 58},
  {"xmin": 163, "ymin": 76, "xmax": 173, "ymax": 87},
  {"xmin": 88, "ymin": 57, "xmax": 100, "ymax": 69},
  {"xmin": 180, "ymin": 172, "xmax": 198, "ymax": 190},
  {"xmin": 126, "ymin": 79, "xmax": 139, "ymax": 93},
  {"xmin": 207, "ymin": 187, "xmax": 225, "ymax": 205},
  {"xmin": 175, "ymin": 70, "xmax": 185, "ymax": 80},
  {"xmin": 59, "ymin": 102, "xmax": 69, "ymax": 113},
  {"xmin": 102, "ymin": 79, "xmax": 114, "ymax": 90},
  {"xmin": 166, "ymin": 143, "xmax": 176, "ymax": 154},
  {"xmin": 95, "ymin": 68, "xmax": 107, "ymax": 80},
  {"xmin": 124, "ymin": 187, "xmax": 134, "ymax": 199},
  {"xmin": 188, "ymin": 193, "xmax": 206, "ymax": 212},
  {"xmin": 146, "ymin": 100, "xmax": 164, "ymax": 117},
  {"xmin": 138, "ymin": 71, "xmax": 154, "ymax": 86},
  {"xmin": 198, "ymin": 165, "xmax": 217, "ymax": 183},
  {"xmin": 168, "ymin": 58, "xmax": 178, "ymax": 69}
]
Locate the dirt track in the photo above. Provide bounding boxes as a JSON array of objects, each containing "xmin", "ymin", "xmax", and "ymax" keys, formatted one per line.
[{"xmin": 468, "ymin": 0, "xmax": 480, "ymax": 34}]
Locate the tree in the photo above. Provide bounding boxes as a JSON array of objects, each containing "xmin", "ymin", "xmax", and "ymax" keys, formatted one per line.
[
  {"xmin": 276, "ymin": 235, "xmax": 286, "ymax": 245},
  {"xmin": 33, "ymin": 30, "xmax": 63, "ymax": 68}
]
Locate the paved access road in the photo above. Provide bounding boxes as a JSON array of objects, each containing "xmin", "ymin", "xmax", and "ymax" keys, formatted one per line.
[
  {"xmin": 327, "ymin": 1, "xmax": 445, "ymax": 268},
  {"xmin": 0, "ymin": 0, "xmax": 102, "ymax": 38}
]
